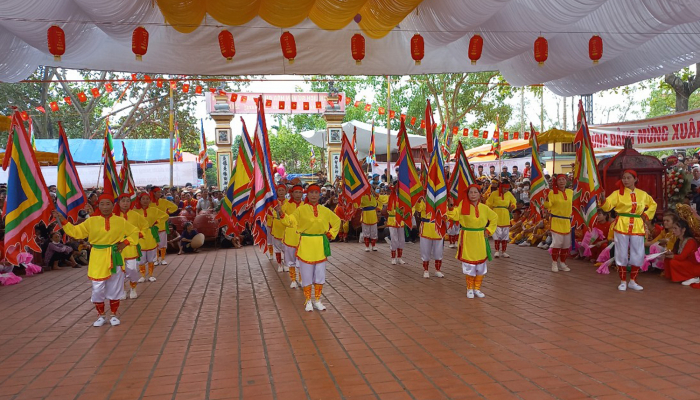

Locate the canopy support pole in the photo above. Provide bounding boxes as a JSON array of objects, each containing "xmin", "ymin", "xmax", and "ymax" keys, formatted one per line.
[
  {"xmin": 169, "ymin": 83, "xmax": 174, "ymax": 187},
  {"xmin": 386, "ymin": 76, "xmax": 391, "ymax": 183}
]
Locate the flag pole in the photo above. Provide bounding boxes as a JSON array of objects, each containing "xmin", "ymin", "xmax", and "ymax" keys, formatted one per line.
[
  {"xmin": 169, "ymin": 83, "xmax": 174, "ymax": 187},
  {"xmin": 386, "ymin": 75, "xmax": 391, "ymax": 184}
]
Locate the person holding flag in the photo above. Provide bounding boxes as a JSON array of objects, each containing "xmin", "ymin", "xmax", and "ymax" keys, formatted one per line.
[
  {"xmin": 132, "ymin": 192, "xmax": 170, "ymax": 283},
  {"xmin": 449, "ymin": 184, "xmax": 498, "ymax": 298},
  {"xmin": 270, "ymin": 184, "xmax": 288, "ymax": 271},
  {"xmin": 282, "ymin": 184, "xmax": 303, "ymax": 288},
  {"xmin": 485, "ymin": 181, "xmax": 517, "ymax": 258},
  {"xmin": 276, "ymin": 184, "xmax": 341, "ymax": 312},
  {"xmin": 114, "ymin": 193, "xmax": 149, "ymax": 299},
  {"xmin": 386, "ymin": 185, "xmax": 407, "ymax": 265},
  {"xmin": 150, "ymin": 187, "xmax": 178, "ymax": 265},
  {"xmin": 52, "ymin": 194, "xmax": 140, "ymax": 327},
  {"xmin": 600, "ymin": 170, "xmax": 657, "ymax": 291},
  {"xmin": 359, "ymin": 191, "xmax": 380, "ymax": 251},
  {"xmin": 543, "ymin": 175, "xmax": 574, "ymax": 272}
]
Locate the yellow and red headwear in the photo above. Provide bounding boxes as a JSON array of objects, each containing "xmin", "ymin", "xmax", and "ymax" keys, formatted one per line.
[
  {"xmin": 618, "ymin": 169, "xmax": 638, "ymax": 194},
  {"xmin": 113, "ymin": 193, "xmax": 132, "ymax": 216},
  {"xmin": 553, "ymin": 174, "xmax": 568, "ymax": 198},
  {"xmin": 149, "ymin": 186, "xmax": 162, "ymax": 202},
  {"xmin": 93, "ymin": 194, "xmax": 115, "ymax": 229},
  {"xmin": 276, "ymin": 183, "xmax": 287, "ymax": 191},
  {"xmin": 498, "ymin": 181, "xmax": 510, "ymax": 199},
  {"xmin": 463, "ymin": 183, "xmax": 482, "ymax": 216},
  {"xmin": 290, "ymin": 184, "xmax": 303, "ymax": 192},
  {"xmin": 134, "ymin": 192, "xmax": 151, "ymax": 216},
  {"xmin": 306, "ymin": 184, "xmax": 321, "ymax": 193}
]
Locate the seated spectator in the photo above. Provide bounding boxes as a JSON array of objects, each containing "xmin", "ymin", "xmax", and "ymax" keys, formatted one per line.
[
  {"xmin": 44, "ymin": 232, "xmax": 78, "ymax": 270},
  {"xmin": 218, "ymin": 227, "xmax": 242, "ymax": 249},
  {"xmin": 177, "ymin": 222, "xmax": 200, "ymax": 254},
  {"xmin": 664, "ymin": 218, "xmax": 699, "ymax": 285}
]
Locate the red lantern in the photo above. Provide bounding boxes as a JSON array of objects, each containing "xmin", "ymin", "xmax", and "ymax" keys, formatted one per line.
[
  {"xmin": 156, "ymin": 78, "xmax": 163, "ymax": 88},
  {"xmin": 195, "ymin": 85, "xmax": 202, "ymax": 94},
  {"xmin": 77, "ymin": 92, "xmax": 88, "ymax": 102},
  {"xmin": 49, "ymin": 102, "xmax": 59, "ymax": 112},
  {"xmin": 534, "ymin": 36, "xmax": 548, "ymax": 66},
  {"xmin": 47, "ymin": 26, "xmax": 66, "ymax": 61},
  {"xmin": 351, "ymin": 34, "xmax": 365, "ymax": 65},
  {"xmin": 182, "ymin": 84, "xmax": 190, "ymax": 93},
  {"xmin": 280, "ymin": 31, "xmax": 297, "ymax": 64},
  {"xmin": 132, "ymin": 26, "xmax": 149, "ymax": 61},
  {"xmin": 589, "ymin": 35, "xmax": 603, "ymax": 64},
  {"xmin": 63, "ymin": 96, "xmax": 72, "ymax": 105},
  {"xmin": 411, "ymin": 34, "xmax": 424, "ymax": 65},
  {"xmin": 104, "ymin": 83, "xmax": 113, "ymax": 93},
  {"xmin": 468, "ymin": 34, "xmax": 483, "ymax": 65},
  {"xmin": 218, "ymin": 30, "xmax": 235, "ymax": 62}
]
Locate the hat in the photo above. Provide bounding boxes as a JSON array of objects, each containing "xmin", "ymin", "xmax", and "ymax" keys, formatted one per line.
[{"xmin": 692, "ymin": 164, "xmax": 700, "ymax": 170}]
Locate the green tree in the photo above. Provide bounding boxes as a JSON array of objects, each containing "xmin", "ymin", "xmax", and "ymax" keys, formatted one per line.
[
  {"xmin": 268, "ymin": 125, "xmax": 323, "ymax": 174},
  {"xmin": 664, "ymin": 64, "xmax": 700, "ymax": 112}
]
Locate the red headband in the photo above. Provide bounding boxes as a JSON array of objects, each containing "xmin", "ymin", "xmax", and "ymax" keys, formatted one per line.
[
  {"xmin": 93, "ymin": 194, "xmax": 115, "ymax": 229},
  {"xmin": 276, "ymin": 184, "xmax": 287, "ymax": 191},
  {"xmin": 463, "ymin": 184, "xmax": 482, "ymax": 216},
  {"xmin": 97, "ymin": 194, "xmax": 114, "ymax": 204},
  {"xmin": 134, "ymin": 192, "xmax": 151, "ymax": 215},
  {"xmin": 113, "ymin": 193, "xmax": 132, "ymax": 216},
  {"xmin": 553, "ymin": 174, "xmax": 567, "ymax": 198},
  {"xmin": 618, "ymin": 170, "xmax": 638, "ymax": 194},
  {"xmin": 498, "ymin": 181, "xmax": 509, "ymax": 199},
  {"xmin": 290, "ymin": 185, "xmax": 303, "ymax": 192},
  {"xmin": 306, "ymin": 184, "xmax": 321, "ymax": 193}
]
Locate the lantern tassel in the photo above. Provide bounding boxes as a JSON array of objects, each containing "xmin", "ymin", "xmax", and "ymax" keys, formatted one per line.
[{"xmin": 136, "ymin": 55, "xmax": 142, "ymax": 61}]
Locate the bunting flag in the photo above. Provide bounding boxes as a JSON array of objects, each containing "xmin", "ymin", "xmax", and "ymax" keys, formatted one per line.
[
  {"xmin": 1, "ymin": 110, "xmax": 53, "ymax": 266},
  {"xmin": 351, "ymin": 126, "xmax": 358, "ymax": 155},
  {"xmin": 425, "ymin": 130, "xmax": 448, "ymax": 237},
  {"xmin": 425, "ymin": 100, "xmax": 435, "ymax": 153},
  {"xmin": 572, "ymin": 100, "xmax": 603, "ymax": 230},
  {"xmin": 219, "ymin": 118, "xmax": 255, "ymax": 233},
  {"xmin": 198, "ymin": 118, "xmax": 208, "ymax": 184},
  {"xmin": 448, "ymin": 141, "xmax": 477, "ymax": 204},
  {"xmin": 492, "ymin": 116, "xmax": 502, "ymax": 160},
  {"xmin": 57, "ymin": 122, "xmax": 87, "ymax": 223},
  {"xmin": 528, "ymin": 123, "xmax": 547, "ymax": 222},
  {"xmin": 340, "ymin": 132, "xmax": 372, "ymax": 219},
  {"xmin": 395, "ymin": 117, "xmax": 423, "ymax": 228},
  {"xmin": 367, "ymin": 120, "xmax": 378, "ymax": 167},
  {"xmin": 119, "ymin": 142, "xmax": 137, "ymax": 200},
  {"xmin": 174, "ymin": 122, "xmax": 183, "ymax": 162},
  {"xmin": 251, "ymin": 96, "xmax": 278, "ymax": 248},
  {"xmin": 102, "ymin": 126, "xmax": 122, "ymax": 196},
  {"xmin": 310, "ymin": 146, "xmax": 316, "ymax": 170}
]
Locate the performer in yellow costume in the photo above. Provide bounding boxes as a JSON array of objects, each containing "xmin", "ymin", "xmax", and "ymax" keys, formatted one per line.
[
  {"xmin": 282, "ymin": 185, "xmax": 303, "ymax": 288},
  {"xmin": 386, "ymin": 186, "xmax": 407, "ymax": 265},
  {"xmin": 132, "ymin": 192, "xmax": 169, "ymax": 283},
  {"xmin": 52, "ymin": 194, "xmax": 139, "ymax": 327},
  {"xmin": 450, "ymin": 184, "xmax": 498, "ymax": 298},
  {"xmin": 543, "ymin": 175, "xmax": 574, "ymax": 272},
  {"xmin": 150, "ymin": 187, "xmax": 178, "ymax": 265},
  {"xmin": 359, "ymin": 193, "xmax": 380, "ymax": 251},
  {"xmin": 414, "ymin": 197, "xmax": 445, "ymax": 278},
  {"xmin": 601, "ymin": 170, "xmax": 658, "ymax": 291},
  {"xmin": 278, "ymin": 184, "xmax": 340, "ymax": 312},
  {"xmin": 114, "ymin": 193, "xmax": 149, "ymax": 299},
  {"xmin": 485, "ymin": 181, "xmax": 517, "ymax": 258},
  {"xmin": 270, "ymin": 184, "xmax": 288, "ymax": 271}
]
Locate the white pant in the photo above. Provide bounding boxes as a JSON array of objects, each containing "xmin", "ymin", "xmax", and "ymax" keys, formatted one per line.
[
  {"xmin": 420, "ymin": 238, "xmax": 443, "ymax": 261},
  {"xmin": 462, "ymin": 262, "xmax": 487, "ymax": 276},
  {"xmin": 158, "ymin": 230, "xmax": 167, "ymax": 249},
  {"xmin": 551, "ymin": 232, "xmax": 571, "ymax": 249},
  {"xmin": 140, "ymin": 249, "xmax": 156, "ymax": 265},
  {"xmin": 447, "ymin": 224, "xmax": 460, "ymax": 236},
  {"xmin": 389, "ymin": 227, "xmax": 405, "ymax": 251},
  {"xmin": 284, "ymin": 245, "xmax": 297, "ymax": 267},
  {"xmin": 362, "ymin": 223, "xmax": 378, "ymax": 240},
  {"xmin": 91, "ymin": 269, "xmax": 124, "ymax": 303},
  {"xmin": 272, "ymin": 237, "xmax": 285, "ymax": 253},
  {"xmin": 614, "ymin": 232, "xmax": 645, "ymax": 267},
  {"xmin": 493, "ymin": 227, "xmax": 510, "ymax": 241},
  {"xmin": 124, "ymin": 258, "xmax": 140, "ymax": 282},
  {"xmin": 299, "ymin": 261, "xmax": 326, "ymax": 285}
]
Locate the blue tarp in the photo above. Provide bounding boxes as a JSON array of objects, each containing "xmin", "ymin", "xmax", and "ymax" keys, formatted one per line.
[{"xmin": 34, "ymin": 139, "xmax": 172, "ymax": 164}]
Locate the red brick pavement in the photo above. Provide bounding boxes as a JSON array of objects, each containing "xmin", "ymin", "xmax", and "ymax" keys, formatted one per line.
[{"xmin": 1, "ymin": 241, "xmax": 700, "ymax": 400}]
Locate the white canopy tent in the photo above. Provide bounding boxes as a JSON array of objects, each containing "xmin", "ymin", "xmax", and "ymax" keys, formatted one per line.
[
  {"xmin": 2, "ymin": 1, "xmax": 700, "ymax": 95},
  {"xmin": 300, "ymin": 120, "xmax": 427, "ymax": 159}
]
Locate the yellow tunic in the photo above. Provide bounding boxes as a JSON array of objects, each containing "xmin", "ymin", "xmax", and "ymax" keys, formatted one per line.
[
  {"xmin": 543, "ymin": 189, "xmax": 573, "ymax": 234},
  {"xmin": 270, "ymin": 199, "xmax": 288, "ymax": 240},
  {"xmin": 359, "ymin": 195, "xmax": 380, "ymax": 225},
  {"xmin": 282, "ymin": 200, "xmax": 302, "ymax": 248},
  {"xmin": 121, "ymin": 210, "xmax": 149, "ymax": 260},
  {"xmin": 281, "ymin": 204, "xmax": 341, "ymax": 264},
  {"xmin": 154, "ymin": 198, "xmax": 178, "ymax": 232},
  {"xmin": 132, "ymin": 206, "xmax": 169, "ymax": 251},
  {"xmin": 413, "ymin": 200, "xmax": 443, "ymax": 240},
  {"xmin": 485, "ymin": 191, "xmax": 517, "ymax": 227},
  {"xmin": 62, "ymin": 215, "xmax": 140, "ymax": 281},
  {"xmin": 601, "ymin": 188, "xmax": 657, "ymax": 236},
  {"xmin": 450, "ymin": 202, "xmax": 498, "ymax": 264},
  {"xmin": 378, "ymin": 194, "xmax": 389, "ymax": 209}
]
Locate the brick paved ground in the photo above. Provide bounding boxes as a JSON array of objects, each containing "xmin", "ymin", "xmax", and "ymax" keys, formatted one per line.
[{"xmin": 1, "ymin": 241, "xmax": 700, "ymax": 400}]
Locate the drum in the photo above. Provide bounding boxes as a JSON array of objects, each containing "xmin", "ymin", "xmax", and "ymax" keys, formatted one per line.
[
  {"xmin": 168, "ymin": 216, "xmax": 190, "ymax": 233},
  {"xmin": 193, "ymin": 211, "xmax": 220, "ymax": 239},
  {"xmin": 190, "ymin": 233, "xmax": 205, "ymax": 249}
]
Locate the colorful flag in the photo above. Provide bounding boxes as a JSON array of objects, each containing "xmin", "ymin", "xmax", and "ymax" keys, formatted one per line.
[
  {"xmin": 351, "ymin": 126, "xmax": 358, "ymax": 155},
  {"xmin": 367, "ymin": 120, "xmax": 378, "ymax": 167},
  {"xmin": 425, "ymin": 100, "xmax": 435, "ymax": 153},
  {"xmin": 57, "ymin": 122, "xmax": 87, "ymax": 223},
  {"xmin": 28, "ymin": 117, "xmax": 36, "ymax": 151},
  {"xmin": 251, "ymin": 97, "xmax": 278, "ymax": 248},
  {"xmin": 102, "ymin": 126, "xmax": 121, "ymax": 196},
  {"xmin": 492, "ymin": 116, "xmax": 502, "ymax": 160},
  {"xmin": 310, "ymin": 146, "xmax": 316, "ymax": 170},
  {"xmin": 425, "ymin": 129, "xmax": 448, "ymax": 237},
  {"xmin": 528, "ymin": 123, "xmax": 547, "ymax": 222},
  {"xmin": 198, "ymin": 118, "xmax": 208, "ymax": 184},
  {"xmin": 119, "ymin": 142, "xmax": 137, "ymax": 200},
  {"xmin": 448, "ymin": 141, "xmax": 477, "ymax": 203},
  {"xmin": 1, "ymin": 110, "xmax": 53, "ymax": 266},
  {"xmin": 572, "ymin": 100, "xmax": 602, "ymax": 229},
  {"xmin": 340, "ymin": 132, "xmax": 372, "ymax": 217},
  {"xmin": 395, "ymin": 117, "xmax": 423, "ymax": 228},
  {"xmin": 174, "ymin": 122, "xmax": 182, "ymax": 162},
  {"xmin": 218, "ymin": 118, "xmax": 255, "ymax": 233},
  {"xmin": 420, "ymin": 149, "xmax": 429, "ymax": 190}
]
